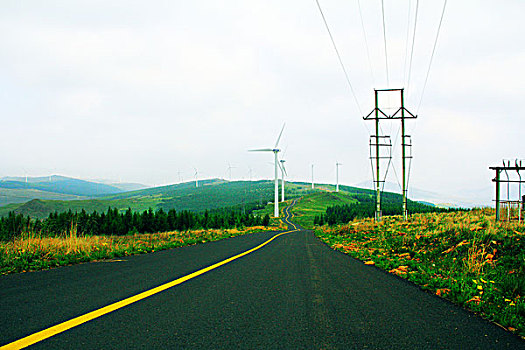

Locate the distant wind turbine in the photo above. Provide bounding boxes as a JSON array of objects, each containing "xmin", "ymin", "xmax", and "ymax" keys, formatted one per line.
[
  {"xmin": 194, "ymin": 168, "xmax": 199, "ymax": 188},
  {"xmin": 226, "ymin": 163, "xmax": 236, "ymax": 181},
  {"xmin": 336, "ymin": 162, "xmax": 342, "ymax": 192},
  {"xmin": 279, "ymin": 159, "xmax": 287, "ymax": 202},
  {"xmin": 22, "ymin": 168, "xmax": 28, "ymax": 184},
  {"xmin": 249, "ymin": 123, "xmax": 285, "ymax": 218},
  {"xmin": 311, "ymin": 164, "xmax": 315, "ymax": 189}
]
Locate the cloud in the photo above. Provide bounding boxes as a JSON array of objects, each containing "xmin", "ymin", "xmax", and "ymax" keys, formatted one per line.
[{"xmin": 0, "ymin": 0, "xmax": 523, "ymax": 198}]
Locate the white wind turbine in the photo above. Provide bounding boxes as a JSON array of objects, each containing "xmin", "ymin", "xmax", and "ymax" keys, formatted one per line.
[
  {"xmin": 193, "ymin": 168, "xmax": 199, "ymax": 188},
  {"xmin": 226, "ymin": 163, "xmax": 236, "ymax": 181},
  {"xmin": 279, "ymin": 159, "xmax": 287, "ymax": 202},
  {"xmin": 22, "ymin": 167, "xmax": 28, "ymax": 184},
  {"xmin": 248, "ymin": 167, "xmax": 253, "ymax": 181},
  {"xmin": 336, "ymin": 162, "xmax": 342, "ymax": 192},
  {"xmin": 311, "ymin": 164, "xmax": 315, "ymax": 189},
  {"xmin": 249, "ymin": 124, "xmax": 285, "ymax": 218}
]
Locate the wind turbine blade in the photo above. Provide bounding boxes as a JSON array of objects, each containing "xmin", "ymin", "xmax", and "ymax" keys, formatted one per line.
[
  {"xmin": 249, "ymin": 148, "xmax": 273, "ymax": 152},
  {"xmin": 282, "ymin": 145, "xmax": 288, "ymax": 158},
  {"xmin": 283, "ymin": 164, "xmax": 288, "ymax": 176},
  {"xmin": 274, "ymin": 123, "xmax": 286, "ymax": 149}
]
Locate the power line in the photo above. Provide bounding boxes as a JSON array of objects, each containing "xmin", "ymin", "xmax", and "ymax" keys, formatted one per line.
[
  {"xmin": 407, "ymin": 0, "xmax": 419, "ymax": 92},
  {"xmin": 314, "ymin": 0, "xmax": 363, "ymax": 115},
  {"xmin": 403, "ymin": 0, "xmax": 412, "ymax": 87},
  {"xmin": 417, "ymin": 0, "xmax": 448, "ymax": 112},
  {"xmin": 357, "ymin": 0, "xmax": 375, "ymax": 86},
  {"xmin": 381, "ymin": 0, "xmax": 389, "ymax": 87}
]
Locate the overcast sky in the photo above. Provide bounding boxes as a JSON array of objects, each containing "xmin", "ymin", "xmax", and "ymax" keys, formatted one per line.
[{"xmin": 1, "ymin": 1, "xmax": 523, "ymax": 202}]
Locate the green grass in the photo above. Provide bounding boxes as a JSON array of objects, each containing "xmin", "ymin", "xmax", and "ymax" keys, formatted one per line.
[
  {"xmin": 0, "ymin": 188, "xmax": 88, "ymax": 207},
  {"xmin": 292, "ymin": 191, "xmax": 357, "ymax": 228},
  {"xmin": 314, "ymin": 210, "xmax": 525, "ymax": 337}
]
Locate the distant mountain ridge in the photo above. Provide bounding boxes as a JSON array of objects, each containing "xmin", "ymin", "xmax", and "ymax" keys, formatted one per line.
[
  {"xmin": 0, "ymin": 179, "xmax": 281, "ymax": 219},
  {"xmin": 355, "ymin": 180, "xmax": 491, "ymax": 208},
  {"xmin": 0, "ymin": 175, "xmax": 149, "ymax": 210},
  {"xmin": 0, "ymin": 176, "xmax": 123, "ymax": 197},
  {"xmin": 0, "ymin": 176, "xmax": 481, "ymax": 220}
]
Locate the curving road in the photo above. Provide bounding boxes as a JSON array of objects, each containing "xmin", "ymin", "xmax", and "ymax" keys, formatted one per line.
[{"xmin": 0, "ymin": 200, "xmax": 523, "ymax": 349}]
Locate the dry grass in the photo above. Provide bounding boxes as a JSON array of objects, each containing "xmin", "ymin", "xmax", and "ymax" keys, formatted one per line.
[{"xmin": 0, "ymin": 225, "xmax": 276, "ymax": 275}]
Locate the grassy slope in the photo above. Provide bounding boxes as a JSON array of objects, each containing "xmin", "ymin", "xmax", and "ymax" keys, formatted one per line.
[
  {"xmin": 0, "ymin": 188, "xmax": 88, "ymax": 207},
  {"xmin": 292, "ymin": 192, "xmax": 357, "ymax": 228},
  {"xmin": 0, "ymin": 180, "xmax": 320, "ymax": 219}
]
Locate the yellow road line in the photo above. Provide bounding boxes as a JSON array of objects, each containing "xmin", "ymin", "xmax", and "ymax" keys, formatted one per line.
[{"xmin": 1, "ymin": 226, "xmax": 299, "ymax": 349}]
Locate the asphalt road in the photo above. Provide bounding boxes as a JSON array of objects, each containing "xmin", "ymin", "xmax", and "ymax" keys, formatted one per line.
[{"xmin": 0, "ymin": 201, "xmax": 523, "ymax": 349}]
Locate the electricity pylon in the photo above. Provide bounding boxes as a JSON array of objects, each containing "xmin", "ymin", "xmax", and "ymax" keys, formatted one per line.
[{"xmin": 364, "ymin": 88, "xmax": 417, "ymax": 220}]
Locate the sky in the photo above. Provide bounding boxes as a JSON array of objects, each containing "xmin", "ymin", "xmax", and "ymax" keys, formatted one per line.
[{"xmin": 1, "ymin": 0, "xmax": 523, "ymax": 204}]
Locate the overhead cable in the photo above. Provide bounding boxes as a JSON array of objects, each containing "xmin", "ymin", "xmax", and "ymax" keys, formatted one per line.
[
  {"xmin": 403, "ymin": 0, "xmax": 412, "ymax": 87},
  {"xmin": 407, "ymin": 0, "xmax": 419, "ymax": 92},
  {"xmin": 381, "ymin": 0, "xmax": 389, "ymax": 87},
  {"xmin": 417, "ymin": 0, "xmax": 448, "ymax": 112},
  {"xmin": 315, "ymin": 0, "xmax": 363, "ymax": 115},
  {"xmin": 357, "ymin": 0, "xmax": 375, "ymax": 86}
]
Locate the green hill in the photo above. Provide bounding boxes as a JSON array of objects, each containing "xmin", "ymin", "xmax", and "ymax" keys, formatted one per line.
[
  {"xmin": 0, "ymin": 178, "xmax": 427, "ymax": 221},
  {"xmin": 0, "ymin": 188, "xmax": 88, "ymax": 207},
  {"xmin": 292, "ymin": 191, "xmax": 360, "ymax": 228},
  {"xmin": 0, "ymin": 179, "xmax": 296, "ymax": 219}
]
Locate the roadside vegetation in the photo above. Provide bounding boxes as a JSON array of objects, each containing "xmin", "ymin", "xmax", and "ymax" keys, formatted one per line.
[
  {"xmin": 312, "ymin": 209, "xmax": 524, "ymax": 337},
  {"xmin": 0, "ymin": 202, "xmax": 284, "ymax": 275},
  {"xmin": 0, "ymin": 224, "xmax": 277, "ymax": 275}
]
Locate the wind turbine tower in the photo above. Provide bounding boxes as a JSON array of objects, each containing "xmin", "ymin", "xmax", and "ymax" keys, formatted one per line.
[
  {"xmin": 311, "ymin": 164, "xmax": 315, "ymax": 189},
  {"xmin": 227, "ymin": 163, "xmax": 236, "ymax": 181},
  {"xmin": 249, "ymin": 124, "xmax": 285, "ymax": 218},
  {"xmin": 336, "ymin": 162, "xmax": 342, "ymax": 192},
  {"xmin": 194, "ymin": 168, "xmax": 199, "ymax": 188},
  {"xmin": 279, "ymin": 159, "xmax": 287, "ymax": 202}
]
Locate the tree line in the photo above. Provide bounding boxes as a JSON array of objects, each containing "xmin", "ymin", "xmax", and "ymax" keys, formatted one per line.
[
  {"xmin": 0, "ymin": 206, "xmax": 271, "ymax": 241},
  {"xmin": 314, "ymin": 194, "xmax": 460, "ymax": 226}
]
